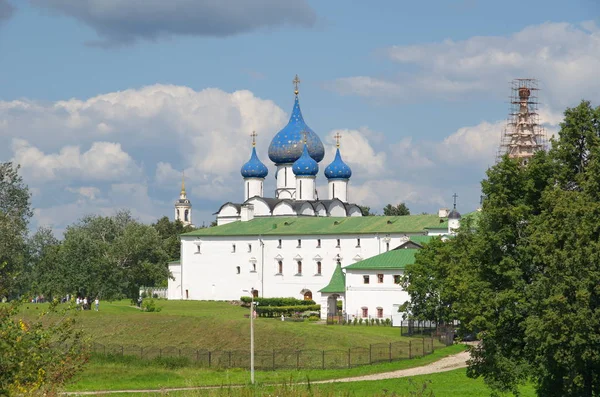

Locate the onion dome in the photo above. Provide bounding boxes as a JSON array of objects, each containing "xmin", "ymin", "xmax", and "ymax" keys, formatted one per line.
[
  {"xmin": 324, "ymin": 148, "xmax": 352, "ymax": 180},
  {"xmin": 268, "ymin": 91, "xmax": 325, "ymax": 165},
  {"xmin": 241, "ymin": 147, "xmax": 268, "ymax": 179},
  {"xmin": 448, "ymin": 209, "xmax": 461, "ymax": 219},
  {"xmin": 292, "ymin": 143, "xmax": 319, "ymax": 177}
]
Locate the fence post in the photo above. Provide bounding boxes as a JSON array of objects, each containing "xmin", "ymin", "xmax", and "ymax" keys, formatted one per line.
[
  {"xmin": 103, "ymin": 344, "xmax": 106, "ymax": 355},
  {"xmin": 272, "ymin": 350, "xmax": 275, "ymax": 370},
  {"xmin": 140, "ymin": 346, "xmax": 143, "ymax": 358},
  {"xmin": 322, "ymin": 350, "xmax": 325, "ymax": 370},
  {"xmin": 228, "ymin": 351, "xmax": 232, "ymax": 368},
  {"xmin": 179, "ymin": 348, "xmax": 182, "ymax": 357},
  {"xmin": 208, "ymin": 351, "xmax": 212, "ymax": 367},
  {"xmin": 431, "ymin": 336, "xmax": 434, "ymax": 352},
  {"xmin": 348, "ymin": 348, "xmax": 351, "ymax": 368},
  {"xmin": 296, "ymin": 350, "xmax": 300, "ymax": 370},
  {"xmin": 409, "ymin": 341, "xmax": 412, "ymax": 359},
  {"xmin": 389, "ymin": 343, "xmax": 392, "ymax": 362},
  {"xmin": 369, "ymin": 344, "xmax": 372, "ymax": 364},
  {"xmin": 422, "ymin": 338, "xmax": 425, "ymax": 356},
  {"xmin": 196, "ymin": 349, "xmax": 199, "ymax": 363}
]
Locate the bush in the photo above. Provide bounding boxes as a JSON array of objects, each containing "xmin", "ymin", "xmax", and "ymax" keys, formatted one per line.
[
  {"xmin": 385, "ymin": 318, "xmax": 391, "ymax": 326},
  {"xmin": 353, "ymin": 318, "xmax": 358, "ymax": 326},
  {"xmin": 255, "ymin": 304, "xmax": 320, "ymax": 318},
  {"xmin": 142, "ymin": 298, "xmax": 162, "ymax": 312},
  {"xmin": 0, "ymin": 300, "xmax": 89, "ymax": 395},
  {"xmin": 240, "ymin": 297, "xmax": 315, "ymax": 307},
  {"xmin": 308, "ymin": 316, "xmax": 319, "ymax": 322},
  {"xmin": 359, "ymin": 318, "xmax": 363, "ymax": 325},
  {"xmin": 370, "ymin": 318, "xmax": 375, "ymax": 326},
  {"xmin": 375, "ymin": 318, "xmax": 380, "ymax": 326}
]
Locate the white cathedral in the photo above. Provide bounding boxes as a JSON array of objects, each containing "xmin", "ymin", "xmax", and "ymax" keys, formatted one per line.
[{"xmin": 168, "ymin": 77, "xmax": 464, "ymax": 322}]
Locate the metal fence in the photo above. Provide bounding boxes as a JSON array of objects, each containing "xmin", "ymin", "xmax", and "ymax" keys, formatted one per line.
[
  {"xmin": 89, "ymin": 336, "xmax": 445, "ymax": 370},
  {"xmin": 399, "ymin": 320, "xmax": 455, "ymax": 343}
]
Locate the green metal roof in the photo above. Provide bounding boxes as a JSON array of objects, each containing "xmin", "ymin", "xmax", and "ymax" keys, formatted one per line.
[
  {"xmin": 182, "ymin": 215, "xmax": 448, "ymax": 237},
  {"xmin": 344, "ymin": 248, "xmax": 418, "ymax": 270},
  {"xmin": 319, "ymin": 263, "xmax": 346, "ymax": 293}
]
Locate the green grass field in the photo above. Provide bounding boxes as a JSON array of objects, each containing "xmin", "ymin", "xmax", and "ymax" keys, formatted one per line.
[
  {"xmin": 69, "ymin": 369, "xmax": 537, "ymax": 396},
  {"xmin": 17, "ymin": 300, "xmax": 480, "ymax": 396},
  {"xmin": 20, "ymin": 300, "xmax": 439, "ymax": 351},
  {"xmin": 66, "ymin": 344, "xmax": 466, "ymax": 392}
]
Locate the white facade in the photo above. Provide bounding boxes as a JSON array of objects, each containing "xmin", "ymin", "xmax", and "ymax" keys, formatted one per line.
[
  {"xmin": 345, "ymin": 269, "xmax": 409, "ymax": 323},
  {"xmin": 296, "ymin": 176, "xmax": 316, "ymax": 201},
  {"xmin": 170, "ymin": 231, "xmax": 430, "ymax": 302}
]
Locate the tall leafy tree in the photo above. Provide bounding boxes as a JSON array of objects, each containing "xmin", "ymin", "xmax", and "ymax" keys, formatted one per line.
[
  {"xmin": 358, "ymin": 205, "xmax": 376, "ymax": 216},
  {"xmin": 152, "ymin": 216, "xmax": 195, "ymax": 260},
  {"xmin": 403, "ymin": 101, "xmax": 600, "ymax": 396},
  {"xmin": 383, "ymin": 202, "xmax": 410, "ymax": 216},
  {"xmin": 0, "ymin": 163, "xmax": 33, "ymax": 298}
]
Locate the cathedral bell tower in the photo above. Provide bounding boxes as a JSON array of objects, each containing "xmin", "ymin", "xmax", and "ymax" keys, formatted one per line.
[{"xmin": 175, "ymin": 173, "xmax": 192, "ymax": 226}]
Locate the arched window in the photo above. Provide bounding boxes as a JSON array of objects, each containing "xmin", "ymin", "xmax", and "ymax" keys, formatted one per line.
[
  {"xmin": 303, "ymin": 291, "xmax": 312, "ymax": 301},
  {"xmin": 236, "ymin": 266, "xmax": 240, "ymax": 274},
  {"xmin": 316, "ymin": 261, "xmax": 322, "ymax": 275},
  {"xmin": 278, "ymin": 261, "xmax": 283, "ymax": 274},
  {"xmin": 297, "ymin": 261, "xmax": 302, "ymax": 275},
  {"xmin": 184, "ymin": 209, "xmax": 189, "ymax": 222}
]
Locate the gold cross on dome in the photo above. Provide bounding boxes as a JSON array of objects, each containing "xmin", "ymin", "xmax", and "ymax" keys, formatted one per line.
[
  {"xmin": 250, "ymin": 131, "xmax": 257, "ymax": 147},
  {"xmin": 334, "ymin": 132, "xmax": 342, "ymax": 148},
  {"xmin": 293, "ymin": 74, "xmax": 301, "ymax": 95}
]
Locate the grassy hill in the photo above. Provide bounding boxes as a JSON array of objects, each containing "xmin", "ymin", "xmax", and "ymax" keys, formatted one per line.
[{"xmin": 19, "ymin": 300, "xmax": 438, "ymax": 352}]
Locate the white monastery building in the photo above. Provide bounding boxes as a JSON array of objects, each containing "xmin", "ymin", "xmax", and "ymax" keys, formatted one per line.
[{"xmin": 168, "ymin": 76, "xmax": 468, "ymax": 322}]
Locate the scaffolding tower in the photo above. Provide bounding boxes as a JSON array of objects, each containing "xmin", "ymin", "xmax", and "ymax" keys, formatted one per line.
[{"xmin": 497, "ymin": 79, "xmax": 547, "ymax": 165}]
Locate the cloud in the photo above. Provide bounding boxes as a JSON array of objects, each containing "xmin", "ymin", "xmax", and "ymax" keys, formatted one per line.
[
  {"xmin": 30, "ymin": 0, "xmax": 317, "ymax": 47},
  {"xmin": 1, "ymin": 84, "xmax": 289, "ymax": 231},
  {"xmin": 11, "ymin": 139, "xmax": 141, "ymax": 182},
  {"xmin": 0, "ymin": 0, "xmax": 14, "ymax": 26},
  {"xmin": 323, "ymin": 128, "xmax": 387, "ymax": 177},
  {"xmin": 327, "ymin": 22, "xmax": 600, "ymax": 109}
]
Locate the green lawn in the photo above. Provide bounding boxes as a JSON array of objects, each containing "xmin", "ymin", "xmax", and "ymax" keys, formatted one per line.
[
  {"xmin": 19, "ymin": 300, "xmax": 439, "ymax": 352},
  {"xmin": 67, "ymin": 345, "xmax": 466, "ymax": 392},
  {"xmin": 68, "ymin": 368, "xmax": 537, "ymax": 396}
]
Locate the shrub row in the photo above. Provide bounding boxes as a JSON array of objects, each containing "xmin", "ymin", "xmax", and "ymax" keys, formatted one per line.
[
  {"xmin": 240, "ymin": 296, "xmax": 316, "ymax": 307},
  {"xmin": 255, "ymin": 304, "xmax": 321, "ymax": 317}
]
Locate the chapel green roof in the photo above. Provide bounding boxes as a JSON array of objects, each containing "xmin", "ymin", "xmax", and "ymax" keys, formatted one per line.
[
  {"xmin": 319, "ymin": 263, "xmax": 346, "ymax": 293},
  {"xmin": 183, "ymin": 215, "xmax": 449, "ymax": 237},
  {"xmin": 344, "ymin": 248, "xmax": 418, "ymax": 270}
]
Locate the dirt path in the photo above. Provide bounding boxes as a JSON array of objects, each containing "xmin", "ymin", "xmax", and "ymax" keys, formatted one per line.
[{"xmin": 65, "ymin": 350, "xmax": 470, "ymax": 395}]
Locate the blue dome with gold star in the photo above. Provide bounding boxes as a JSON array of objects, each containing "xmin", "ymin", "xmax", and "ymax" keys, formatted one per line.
[
  {"xmin": 292, "ymin": 143, "xmax": 319, "ymax": 176},
  {"xmin": 324, "ymin": 148, "xmax": 352, "ymax": 180},
  {"xmin": 268, "ymin": 95, "xmax": 325, "ymax": 165},
  {"xmin": 241, "ymin": 147, "xmax": 269, "ymax": 178}
]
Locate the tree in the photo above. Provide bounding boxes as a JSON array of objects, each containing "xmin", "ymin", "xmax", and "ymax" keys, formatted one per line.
[
  {"xmin": 15, "ymin": 227, "xmax": 61, "ymax": 298},
  {"xmin": 56, "ymin": 211, "xmax": 170, "ymax": 300},
  {"xmin": 358, "ymin": 205, "xmax": 376, "ymax": 216},
  {"xmin": 0, "ymin": 163, "xmax": 33, "ymax": 298},
  {"xmin": 383, "ymin": 203, "xmax": 410, "ymax": 216},
  {"xmin": 402, "ymin": 101, "xmax": 600, "ymax": 396},
  {"xmin": 152, "ymin": 216, "xmax": 195, "ymax": 260}
]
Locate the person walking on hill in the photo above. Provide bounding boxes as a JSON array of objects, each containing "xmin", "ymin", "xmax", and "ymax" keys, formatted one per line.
[{"xmin": 94, "ymin": 297, "xmax": 99, "ymax": 311}]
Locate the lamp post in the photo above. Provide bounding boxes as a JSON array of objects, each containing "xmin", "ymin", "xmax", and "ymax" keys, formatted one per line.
[{"xmin": 243, "ymin": 288, "xmax": 255, "ymax": 384}]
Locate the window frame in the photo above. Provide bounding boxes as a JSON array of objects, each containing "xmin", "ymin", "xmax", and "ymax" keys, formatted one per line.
[
  {"xmin": 363, "ymin": 275, "xmax": 370, "ymax": 284},
  {"xmin": 377, "ymin": 273, "xmax": 384, "ymax": 283}
]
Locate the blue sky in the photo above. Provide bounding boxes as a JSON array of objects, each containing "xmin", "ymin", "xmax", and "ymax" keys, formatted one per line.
[{"xmin": 1, "ymin": 0, "xmax": 599, "ymax": 233}]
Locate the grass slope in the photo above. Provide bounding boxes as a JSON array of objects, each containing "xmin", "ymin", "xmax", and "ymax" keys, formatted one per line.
[{"xmin": 20, "ymin": 300, "xmax": 438, "ymax": 351}]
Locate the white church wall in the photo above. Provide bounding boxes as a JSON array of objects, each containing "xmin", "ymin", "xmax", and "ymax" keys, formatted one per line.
[
  {"xmin": 328, "ymin": 202, "xmax": 346, "ymax": 217},
  {"xmin": 299, "ymin": 203, "xmax": 315, "ymax": 216},
  {"xmin": 167, "ymin": 263, "xmax": 182, "ymax": 300},
  {"xmin": 175, "ymin": 232, "xmax": 428, "ymax": 303},
  {"xmin": 345, "ymin": 269, "xmax": 410, "ymax": 325},
  {"xmin": 314, "ymin": 203, "xmax": 327, "ymax": 216},
  {"xmin": 272, "ymin": 202, "xmax": 295, "ymax": 216},
  {"xmin": 348, "ymin": 206, "xmax": 362, "ymax": 217},
  {"xmin": 247, "ymin": 198, "xmax": 271, "ymax": 216}
]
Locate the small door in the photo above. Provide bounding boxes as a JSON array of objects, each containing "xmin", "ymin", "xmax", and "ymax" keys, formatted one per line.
[
  {"xmin": 252, "ymin": 289, "xmax": 259, "ymax": 298},
  {"xmin": 304, "ymin": 291, "xmax": 313, "ymax": 301}
]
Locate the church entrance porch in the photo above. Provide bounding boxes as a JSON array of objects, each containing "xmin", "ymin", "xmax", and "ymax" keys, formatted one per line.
[{"xmin": 321, "ymin": 293, "xmax": 344, "ymax": 324}]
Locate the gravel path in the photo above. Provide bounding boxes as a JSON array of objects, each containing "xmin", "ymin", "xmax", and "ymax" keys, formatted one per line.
[{"xmin": 65, "ymin": 349, "xmax": 470, "ymax": 395}]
